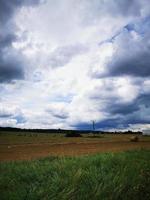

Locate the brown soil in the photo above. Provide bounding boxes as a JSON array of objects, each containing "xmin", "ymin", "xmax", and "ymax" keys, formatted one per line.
[{"xmin": 0, "ymin": 139, "xmax": 150, "ymax": 161}]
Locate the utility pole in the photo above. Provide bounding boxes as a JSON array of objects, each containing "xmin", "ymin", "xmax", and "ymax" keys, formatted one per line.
[{"xmin": 92, "ymin": 120, "xmax": 95, "ymax": 132}]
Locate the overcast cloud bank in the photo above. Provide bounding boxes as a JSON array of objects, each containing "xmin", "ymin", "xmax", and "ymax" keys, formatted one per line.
[{"xmin": 0, "ymin": 0, "xmax": 150, "ymax": 131}]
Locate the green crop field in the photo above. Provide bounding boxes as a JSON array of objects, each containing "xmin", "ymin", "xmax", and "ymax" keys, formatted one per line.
[{"xmin": 0, "ymin": 149, "xmax": 150, "ymax": 200}]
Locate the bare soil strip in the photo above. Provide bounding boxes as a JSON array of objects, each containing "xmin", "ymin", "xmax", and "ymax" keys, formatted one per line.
[{"xmin": 0, "ymin": 140, "xmax": 150, "ymax": 161}]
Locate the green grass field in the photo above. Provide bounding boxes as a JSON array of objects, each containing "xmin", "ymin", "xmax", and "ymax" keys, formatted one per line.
[{"xmin": 0, "ymin": 149, "xmax": 150, "ymax": 200}]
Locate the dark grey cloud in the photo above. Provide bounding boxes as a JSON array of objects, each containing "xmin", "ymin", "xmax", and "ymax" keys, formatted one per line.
[
  {"xmin": 0, "ymin": 0, "xmax": 44, "ymax": 83},
  {"xmin": 74, "ymin": 118, "xmax": 124, "ymax": 130},
  {"xmin": 108, "ymin": 47, "xmax": 150, "ymax": 77},
  {"xmin": 110, "ymin": 102, "xmax": 139, "ymax": 115},
  {"xmin": 109, "ymin": 0, "xmax": 141, "ymax": 16},
  {"xmin": 0, "ymin": 106, "xmax": 15, "ymax": 118},
  {"xmin": 101, "ymin": 0, "xmax": 141, "ymax": 16},
  {"xmin": 0, "ymin": 106, "xmax": 26, "ymax": 125},
  {"xmin": 109, "ymin": 93, "xmax": 150, "ymax": 116},
  {"xmin": 76, "ymin": 99, "xmax": 150, "ymax": 130},
  {"xmin": 0, "ymin": 0, "xmax": 19, "ymax": 24},
  {"xmin": 0, "ymin": 33, "xmax": 17, "ymax": 47},
  {"xmin": 123, "ymin": 103, "xmax": 150, "ymax": 126},
  {"xmin": 107, "ymin": 92, "xmax": 150, "ymax": 128},
  {"xmin": 46, "ymin": 108, "xmax": 69, "ymax": 120},
  {"xmin": 52, "ymin": 113, "xmax": 68, "ymax": 120},
  {"xmin": 80, "ymin": 0, "xmax": 142, "ymax": 26},
  {"xmin": 48, "ymin": 44, "xmax": 88, "ymax": 68},
  {"xmin": 137, "ymin": 93, "xmax": 150, "ymax": 107},
  {"xmin": 105, "ymin": 17, "xmax": 150, "ymax": 77},
  {"xmin": 0, "ymin": 50, "xmax": 25, "ymax": 82},
  {"xmin": 0, "ymin": 0, "xmax": 43, "ymax": 24},
  {"xmin": 85, "ymin": 77, "xmax": 150, "ymax": 129},
  {"xmin": 0, "ymin": 28, "xmax": 25, "ymax": 82},
  {"xmin": 0, "ymin": 113, "xmax": 12, "ymax": 118}
]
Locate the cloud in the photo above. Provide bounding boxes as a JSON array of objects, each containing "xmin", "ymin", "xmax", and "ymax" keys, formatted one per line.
[
  {"xmin": 80, "ymin": 0, "xmax": 141, "ymax": 25},
  {"xmin": 0, "ymin": 47, "xmax": 26, "ymax": 83},
  {"xmin": 0, "ymin": 107, "xmax": 14, "ymax": 118},
  {"xmin": 46, "ymin": 102, "xmax": 69, "ymax": 120},
  {"xmin": 104, "ymin": 18, "xmax": 150, "ymax": 77},
  {"xmin": 110, "ymin": 102, "xmax": 139, "ymax": 115},
  {"xmin": 48, "ymin": 44, "xmax": 88, "ymax": 68},
  {"xmin": 0, "ymin": 0, "xmax": 44, "ymax": 83},
  {"xmin": 0, "ymin": 104, "xmax": 26, "ymax": 127},
  {"xmin": 0, "ymin": 0, "xmax": 43, "ymax": 20},
  {"xmin": 0, "ymin": 0, "xmax": 150, "ymax": 130},
  {"xmin": 105, "ymin": 87, "xmax": 150, "ymax": 129}
]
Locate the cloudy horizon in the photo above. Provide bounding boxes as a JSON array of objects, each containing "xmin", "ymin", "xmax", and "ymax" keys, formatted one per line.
[{"xmin": 0, "ymin": 0, "xmax": 150, "ymax": 131}]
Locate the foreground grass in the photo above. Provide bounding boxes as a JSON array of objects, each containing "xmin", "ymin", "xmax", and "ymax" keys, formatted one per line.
[{"xmin": 0, "ymin": 150, "xmax": 150, "ymax": 200}]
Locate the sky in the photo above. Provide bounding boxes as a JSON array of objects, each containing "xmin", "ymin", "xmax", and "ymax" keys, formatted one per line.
[{"xmin": 0, "ymin": 0, "xmax": 150, "ymax": 131}]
